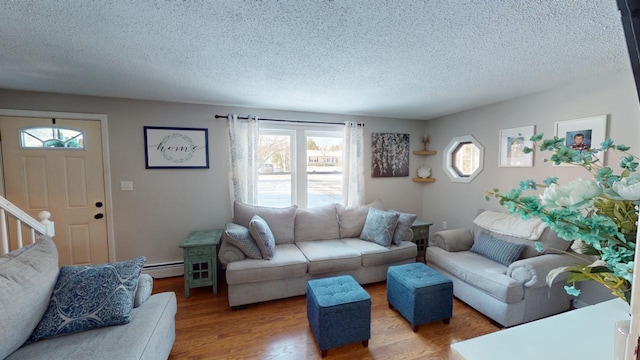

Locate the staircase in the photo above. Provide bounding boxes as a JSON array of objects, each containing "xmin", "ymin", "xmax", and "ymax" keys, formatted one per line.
[{"xmin": 0, "ymin": 195, "xmax": 54, "ymax": 255}]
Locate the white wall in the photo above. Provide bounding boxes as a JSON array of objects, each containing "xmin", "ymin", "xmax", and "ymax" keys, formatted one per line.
[
  {"xmin": 423, "ymin": 68, "xmax": 640, "ymax": 233},
  {"xmin": 0, "ymin": 90, "xmax": 427, "ymax": 267},
  {"xmin": 423, "ymin": 69, "xmax": 640, "ymax": 304}
]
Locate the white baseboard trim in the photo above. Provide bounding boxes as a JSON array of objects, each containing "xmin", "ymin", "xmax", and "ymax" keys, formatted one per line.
[{"xmin": 143, "ymin": 261, "xmax": 184, "ymax": 278}]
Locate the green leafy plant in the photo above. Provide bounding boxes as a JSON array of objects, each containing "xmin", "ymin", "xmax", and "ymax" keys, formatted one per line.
[{"xmin": 485, "ymin": 133, "xmax": 639, "ymax": 303}]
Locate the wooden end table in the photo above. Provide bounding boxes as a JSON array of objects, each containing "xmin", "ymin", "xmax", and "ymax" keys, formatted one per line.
[
  {"xmin": 179, "ymin": 229, "xmax": 222, "ymax": 298},
  {"xmin": 410, "ymin": 219, "xmax": 433, "ymax": 262}
]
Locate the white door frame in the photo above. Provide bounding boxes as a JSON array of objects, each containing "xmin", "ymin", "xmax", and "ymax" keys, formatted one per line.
[{"xmin": 0, "ymin": 108, "xmax": 116, "ymax": 262}]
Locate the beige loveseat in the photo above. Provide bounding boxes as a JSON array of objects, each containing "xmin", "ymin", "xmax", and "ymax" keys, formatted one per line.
[
  {"xmin": 218, "ymin": 201, "xmax": 418, "ymax": 307},
  {"xmin": 426, "ymin": 210, "xmax": 578, "ymax": 327}
]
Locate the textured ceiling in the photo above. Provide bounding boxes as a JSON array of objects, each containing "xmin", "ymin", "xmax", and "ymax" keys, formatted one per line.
[{"xmin": 0, "ymin": 1, "xmax": 630, "ymax": 120}]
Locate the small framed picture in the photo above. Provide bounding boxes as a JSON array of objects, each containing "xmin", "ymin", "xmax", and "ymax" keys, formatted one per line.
[
  {"xmin": 144, "ymin": 126, "xmax": 209, "ymax": 169},
  {"xmin": 499, "ymin": 125, "xmax": 535, "ymax": 167},
  {"xmin": 554, "ymin": 115, "xmax": 607, "ymax": 166}
]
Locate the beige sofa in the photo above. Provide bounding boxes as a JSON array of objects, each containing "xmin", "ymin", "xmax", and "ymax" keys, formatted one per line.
[
  {"xmin": 218, "ymin": 201, "xmax": 418, "ymax": 307},
  {"xmin": 426, "ymin": 210, "xmax": 578, "ymax": 327}
]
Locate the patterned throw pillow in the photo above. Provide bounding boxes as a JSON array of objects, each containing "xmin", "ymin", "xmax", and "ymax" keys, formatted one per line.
[
  {"xmin": 223, "ymin": 223, "xmax": 262, "ymax": 259},
  {"xmin": 360, "ymin": 208, "xmax": 400, "ymax": 248},
  {"xmin": 249, "ymin": 215, "xmax": 276, "ymax": 259},
  {"xmin": 27, "ymin": 256, "xmax": 145, "ymax": 343},
  {"xmin": 391, "ymin": 211, "xmax": 417, "ymax": 246},
  {"xmin": 470, "ymin": 233, "xmax": 526, "ymax": 266}
]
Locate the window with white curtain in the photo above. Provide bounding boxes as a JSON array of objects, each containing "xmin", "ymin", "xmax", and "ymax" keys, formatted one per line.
[{"xmin": 257, "ymin": 122, "xmax": 344, "ymax": 208}]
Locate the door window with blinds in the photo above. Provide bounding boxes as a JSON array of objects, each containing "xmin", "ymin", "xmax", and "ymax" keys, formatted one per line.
[{"xmin": 258, "ymin": 122, "xmax": 344, "ymax": 208}]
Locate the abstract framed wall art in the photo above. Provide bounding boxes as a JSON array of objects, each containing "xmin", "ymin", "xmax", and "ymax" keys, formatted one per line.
[
  {"xmin": 144, "ymin": 126, "xmax": 209, "ymax": 169},
  {"xmin": 498, "ymin": 125, "xmax": 535, "ymax": 167},
  {"xmin": 371, "ymin": 132, "xmax": 410, "ymax": 177}
]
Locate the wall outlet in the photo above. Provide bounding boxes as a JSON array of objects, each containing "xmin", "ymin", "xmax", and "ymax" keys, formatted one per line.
[{"xmin": 442, "ymin": 221, "xmax": 448, "ymax": 229}]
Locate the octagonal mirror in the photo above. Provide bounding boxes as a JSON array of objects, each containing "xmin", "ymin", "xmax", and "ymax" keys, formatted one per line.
[{"xmin": 443, "ymin": 135, "xmax": 484, "ymax": 183}]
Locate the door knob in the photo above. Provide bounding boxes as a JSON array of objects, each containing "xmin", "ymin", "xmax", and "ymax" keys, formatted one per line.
[
  {"xmin": 94, "ymin": 213, "xmax": 104, "ymax": 219},
  {"xmin": 96, "ymin": 202, "xmax": 103, "ymax": 208}
]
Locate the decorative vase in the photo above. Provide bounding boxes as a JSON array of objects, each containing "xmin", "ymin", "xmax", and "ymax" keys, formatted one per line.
[
  {"xmin": 614, "ymin": 319, "xmax": 630, "ymax": 360},
  {"xmin": 417, "ymin": 166, "xmax": 431, "ymax": 178}
]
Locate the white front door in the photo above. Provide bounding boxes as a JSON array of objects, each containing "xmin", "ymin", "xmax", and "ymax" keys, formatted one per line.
[{"xmin": 0, "ymin": 116, "xmax": 109, "ymax": 266}]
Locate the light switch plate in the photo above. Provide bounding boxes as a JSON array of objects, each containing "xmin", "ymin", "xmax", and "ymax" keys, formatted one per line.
[{"xmin": 121, "ymin": 181, "xmax": 133, "ymax": 191}]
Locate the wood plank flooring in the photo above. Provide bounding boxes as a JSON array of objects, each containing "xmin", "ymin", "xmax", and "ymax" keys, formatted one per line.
[{"xmin": 153, "ymin": 273, "xmax": 501, "ymax": 360}]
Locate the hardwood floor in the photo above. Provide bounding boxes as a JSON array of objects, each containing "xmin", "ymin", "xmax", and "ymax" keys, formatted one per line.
[{"xmin": 153, "ymin": 274, "xmax": 500, "ymax": 360}]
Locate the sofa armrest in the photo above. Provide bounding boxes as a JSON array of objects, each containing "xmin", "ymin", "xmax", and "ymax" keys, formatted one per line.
[
  {"xmin": 432, "ymin": 229, "xmax": 474, "ymax": 252},
  {"xmin": 507, "ymin": 254, "xmax": 587, "ymax": 288}
]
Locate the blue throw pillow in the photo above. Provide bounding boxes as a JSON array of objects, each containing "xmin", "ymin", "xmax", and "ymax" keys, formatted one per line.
[
  {"xmin": 470, "ymin": 233, "xmax": 526, "ymax": 266},
  {"xmin": 360, "ymin": 208, "xmax": 400, "ymax": 248},
  {"xmin": 224, "ymin": 223, "xmax": 262, "ymax": 259},
  {"xmin": 27, "ymin": 256, "xmax": 145, "ymax": 343},
  {"xmin": 249, "ymin": 215, "xmax": 276, "ymax": 259},
  {"xmin": 391, "ymin": 211, "xmax": 417, "ymax": 246}
]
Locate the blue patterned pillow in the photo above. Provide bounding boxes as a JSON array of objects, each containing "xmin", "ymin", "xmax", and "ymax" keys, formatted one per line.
[
  {"xmin": 249, "ymin": 215, "xmax": 276, "ymax": 259},
  {"xmin": 470, "ymin": 233, "xmax": 526, "ymax": 266},
  {"xmin": 391, "ymin": 211, "xmax": 417, "ymax": 246},
  {"xmin": 224, "ymin": 223, "xmax": 262, "ymax": 259},
  {"xmin": 360, "ymin": 208, "xmax": 400, "ymax": 248},
  {"xmin": 27, "ymin": 256, "xmax": 145, "ymax": 343}
]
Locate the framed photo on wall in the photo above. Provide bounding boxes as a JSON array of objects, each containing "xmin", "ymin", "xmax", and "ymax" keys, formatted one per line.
[
  {"xmin": 554, "ymin": 115, "xmax": 608, "ymax": 166},
  {"xmin": 499, "ymin": 125, "xmax": 535, "ymax": 167},
  {"xmin": 144, "ymin": 126, "xmax": 209, "ymax": 169}
]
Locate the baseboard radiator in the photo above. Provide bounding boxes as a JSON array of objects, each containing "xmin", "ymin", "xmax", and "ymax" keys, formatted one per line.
[{"xmin": 143, "ymin": 261, "xmax": 184, "ymax": 278}]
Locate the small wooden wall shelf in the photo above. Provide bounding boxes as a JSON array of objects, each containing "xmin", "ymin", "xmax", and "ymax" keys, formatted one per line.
[
  {"xmin": 412, "ymin": 177, "xmax": 436, "ymax": 183},
  {"xmin": 413, "ymin": 150, "xmax": 437, "ymax": 156}
]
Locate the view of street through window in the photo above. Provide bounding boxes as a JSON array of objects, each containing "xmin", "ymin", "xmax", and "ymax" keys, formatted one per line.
[{"xmin": 257, "ymin": 167, "xmax": 342, "ymax": 207}]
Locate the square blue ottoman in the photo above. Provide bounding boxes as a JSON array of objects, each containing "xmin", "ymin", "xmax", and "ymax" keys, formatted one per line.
[
  {"xmin": 387, "ymin": 262, "xmax": 453, "ymax": 332},
  {"xmin": 307, "ymin": 275, "xmax": 371, "ymax": 357}
]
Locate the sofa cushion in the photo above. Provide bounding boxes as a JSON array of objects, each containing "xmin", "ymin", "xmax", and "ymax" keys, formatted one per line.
[
  {"xmin": 28, "ymin": 256, "xmax": 145, "ymax": 343},
  {"xmin": 7, "ymin": 292, "xmax": 177, "ymax": 360},
  {"xmin": 360, "ymin": 208, "xmax": 400, "ymax": 248},
  {"xmin": 391, "ymin": 211, "xmax": 417, "ymax": 246},
  {"xmin": 249, "ymin": 215, "xmax": 276, "ymax": 260},
  {"xmin": 296, "ymin": 240, "xmax": 362, "ymax": 274},
  {"xmin": 342, "ymin": 238, "xmax": 417, "ymax": 267},
  {"xmin": 470, "ymin": 233, "xmax": 526, "ymax": 266},
  {"xmin": 233, "ymin": 201, "xmax": 297, "ymax": 244},
  {"xmin": 426, "ymin": 247, "xmax": 524, "ymax": 303},
  {"xmin": 294, "ymin": 203, "xmax": 340, "ymax": 241},
  {"xmin": 223, "ymin": 223, "xmax": 262, "ymax": 259},
  {"xmin": 0, "ymin": 237, "xmax": 59, "ymax": 359},
  {"xmin": 336, "ymin": 199, "xmax": 384, "ymax": 238},
  {"xmin": 226, "ymin": 244, "xmax": 308, "ymax": 284}
]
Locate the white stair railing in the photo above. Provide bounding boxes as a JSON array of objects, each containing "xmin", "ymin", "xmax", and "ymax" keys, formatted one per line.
[{"xmin": 0, "ymin": 195, "xmax": 55, "ymax": 255}]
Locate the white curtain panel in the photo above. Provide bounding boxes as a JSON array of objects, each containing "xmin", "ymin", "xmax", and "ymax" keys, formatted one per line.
[
  {"xmin": 227, "ymin": 114, "xmax": 259, "ymax": 208},
  {"xmin": 343, "ymin": 121, "xmax": 365, "ymax": 206}
]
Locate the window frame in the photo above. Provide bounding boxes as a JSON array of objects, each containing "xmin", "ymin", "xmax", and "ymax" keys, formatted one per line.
[
  {"xmin": 443, "ymin": 135, "xmax": 484, "ymax": 183},
  {"xmin": 19, "ymin": 126, "xmax": 86, "ymax": 150}
]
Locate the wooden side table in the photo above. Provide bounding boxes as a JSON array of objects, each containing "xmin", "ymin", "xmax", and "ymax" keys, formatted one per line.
[
  {"xmin": 179, "ymin": 229, "xmax": 222, "ymax": 298},
  {"xmin": 410, "ymin": 220, "xmax": 433, "ymax": 262}
]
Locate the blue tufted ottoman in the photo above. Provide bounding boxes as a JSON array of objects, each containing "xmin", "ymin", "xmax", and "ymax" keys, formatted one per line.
[
  {"xmin": 387, "ymin": 262, "xmax": 453, "ymax": 332},
  {"xmin": 306, "ymin": 275, "xmax": 371, "ymax": 357}
]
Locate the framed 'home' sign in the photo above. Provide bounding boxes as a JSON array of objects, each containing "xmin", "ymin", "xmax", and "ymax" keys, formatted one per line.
[{"xmin": 144, "ymin": 126, "xmax": 209, "ymax": 169}]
